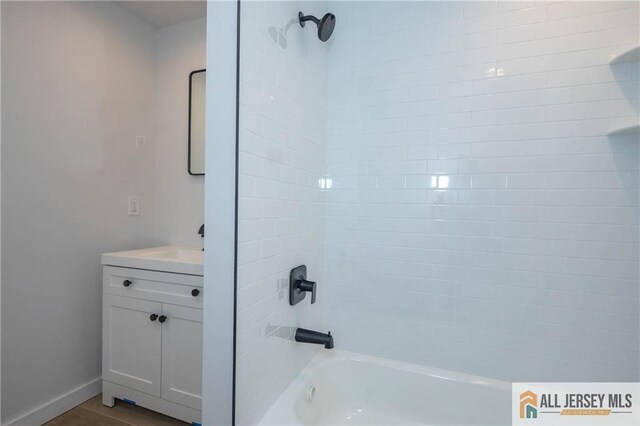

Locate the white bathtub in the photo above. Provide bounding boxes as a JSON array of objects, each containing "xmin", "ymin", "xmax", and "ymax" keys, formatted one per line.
[{"xmin": 258, "ymin": 350, "xmax": 511, "ymax": 425}]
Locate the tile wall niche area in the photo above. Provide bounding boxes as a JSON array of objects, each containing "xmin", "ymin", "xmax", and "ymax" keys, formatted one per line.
[{"xmin": 324, "ymin": 1, "xmax": 640, "ymax": 382}]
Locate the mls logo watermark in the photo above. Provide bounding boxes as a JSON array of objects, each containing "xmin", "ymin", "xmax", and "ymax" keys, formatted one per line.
[
  {"xmin": 520, "ymin": 390, "xmax": 538, "ymax": 419},
  {"xmin": 513, "ymin": 383, "xmax": 640, "ymax": 425}
]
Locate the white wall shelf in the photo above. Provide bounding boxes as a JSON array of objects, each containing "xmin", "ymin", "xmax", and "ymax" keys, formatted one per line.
[
  {"xmin": 607, "ymin": 124, "xmax": 640, "ymax": 137},
  {"xmin": 610, "ymin": 46, "xmax": 640, "ymax": 64}
]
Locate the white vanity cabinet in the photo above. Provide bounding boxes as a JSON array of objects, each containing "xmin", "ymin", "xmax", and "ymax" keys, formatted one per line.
[
  {"xmin": 160, "ymin": 303, "xmax": 203, "ymax": 410},
  {"xmin": 103, "ymin": 294, "xmax": 163, "ymax": 397},
  {"xmin": 101, "ymin": 247, "xmax": 204, "ymax": 425}
]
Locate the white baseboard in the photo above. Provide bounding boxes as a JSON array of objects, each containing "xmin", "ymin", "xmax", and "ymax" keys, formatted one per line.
[{"xmin": 4, "ymin": 377, "xmax": 101, "ymax": 426}]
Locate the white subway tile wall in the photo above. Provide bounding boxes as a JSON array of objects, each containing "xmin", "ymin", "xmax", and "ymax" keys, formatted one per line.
[
  {"xmin": 324, "ymin": 1, "xmax": 639, "ymax": 382},
  {"xmin": 237, "ymin": 1, "xmax": 327, "ymax": 424}
]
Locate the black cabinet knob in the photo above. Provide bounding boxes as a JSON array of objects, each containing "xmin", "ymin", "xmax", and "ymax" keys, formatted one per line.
[
  {"xmin": 158, "ymin": 315, "xmax": 167, "ymax": 323},
  {"xmin": 123, "ymin": 280, "xmax": 132, "ymax": 287},
  {"xmin": 191, "ymin": 289, "xmax": 200, "ymax": 297},
  {"xmin": 149, "ymin": 314, "xmax": 158, "ymax": 321}
]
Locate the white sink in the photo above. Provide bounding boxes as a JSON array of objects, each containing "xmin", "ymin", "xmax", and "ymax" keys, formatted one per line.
[
  {"xmin": 138, "ymin": 247, "xmax": 204, "ymax": 263},
  {"xmin": 102, "ymin": 245, "xmax": 203, "ymax": 276}
]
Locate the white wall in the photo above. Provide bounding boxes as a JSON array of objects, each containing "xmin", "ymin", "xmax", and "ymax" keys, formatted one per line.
[
  {"xmin": 154, "ymin": 17, "xmax": 206, "ymax": 248},
  {"xmin": 1, "ymin": 1, "xmax": 157, "ymax": 423},
  {"xmin": 202, "ymin": 1, "xmax": 237, "ymax": 423},
  {"xmin": 324, "ymin": 1, "xmax": 639, "ymax": 382},
  {"xmin": 236, "ymin": 1, "xmax": 328, "ymax": 424}
]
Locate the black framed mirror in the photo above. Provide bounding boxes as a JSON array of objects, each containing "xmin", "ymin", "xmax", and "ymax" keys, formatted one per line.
[{"xmin": 188, "ymin": 69, "xmax": 206, "ymax": 175}]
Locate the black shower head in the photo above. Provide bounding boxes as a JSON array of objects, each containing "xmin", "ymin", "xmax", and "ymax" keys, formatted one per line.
[{"xmin": 299, "ymin": 12, "xmax": 336, "ymax": 42}]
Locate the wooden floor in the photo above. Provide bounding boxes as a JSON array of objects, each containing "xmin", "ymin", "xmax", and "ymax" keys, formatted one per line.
[{"xmin": 44, "ymin": 395, "xmax": 187, "ymax": 426}]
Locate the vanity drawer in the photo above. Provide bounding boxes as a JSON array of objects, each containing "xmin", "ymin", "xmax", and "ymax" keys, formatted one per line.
[{"xmin": 104, "ymin": 266, "xmax": 203, "ymax": 309}]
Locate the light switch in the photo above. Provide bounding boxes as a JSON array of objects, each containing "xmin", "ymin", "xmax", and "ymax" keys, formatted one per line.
[{"xmin": 128, "ymin": 196, "xmax": 140, "ymax": 216}]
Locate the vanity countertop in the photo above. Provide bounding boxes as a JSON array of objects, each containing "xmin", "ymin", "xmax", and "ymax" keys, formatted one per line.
[{"xmin": 102, "ymin": 245, "xmax": 204, "ymax": 276}]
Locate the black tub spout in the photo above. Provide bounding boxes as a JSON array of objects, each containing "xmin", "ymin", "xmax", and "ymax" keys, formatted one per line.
[{"xmin": 295, "ymin": 328, "xmax": 334, "ymax": 349}]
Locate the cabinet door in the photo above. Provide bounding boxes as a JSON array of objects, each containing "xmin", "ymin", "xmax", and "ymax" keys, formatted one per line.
[
  {"xmin": 103, "ymin": 294, "xmax": 162, "ymax": 397},
  {"xmin": 161, "ymin": 304, "xmax": 203, "ymax": 410}
]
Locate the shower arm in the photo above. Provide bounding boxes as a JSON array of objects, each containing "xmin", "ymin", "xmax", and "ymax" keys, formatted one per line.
[{"xmin": 298, "ymin": 12, "xmax": 319, "ymax": 27}]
